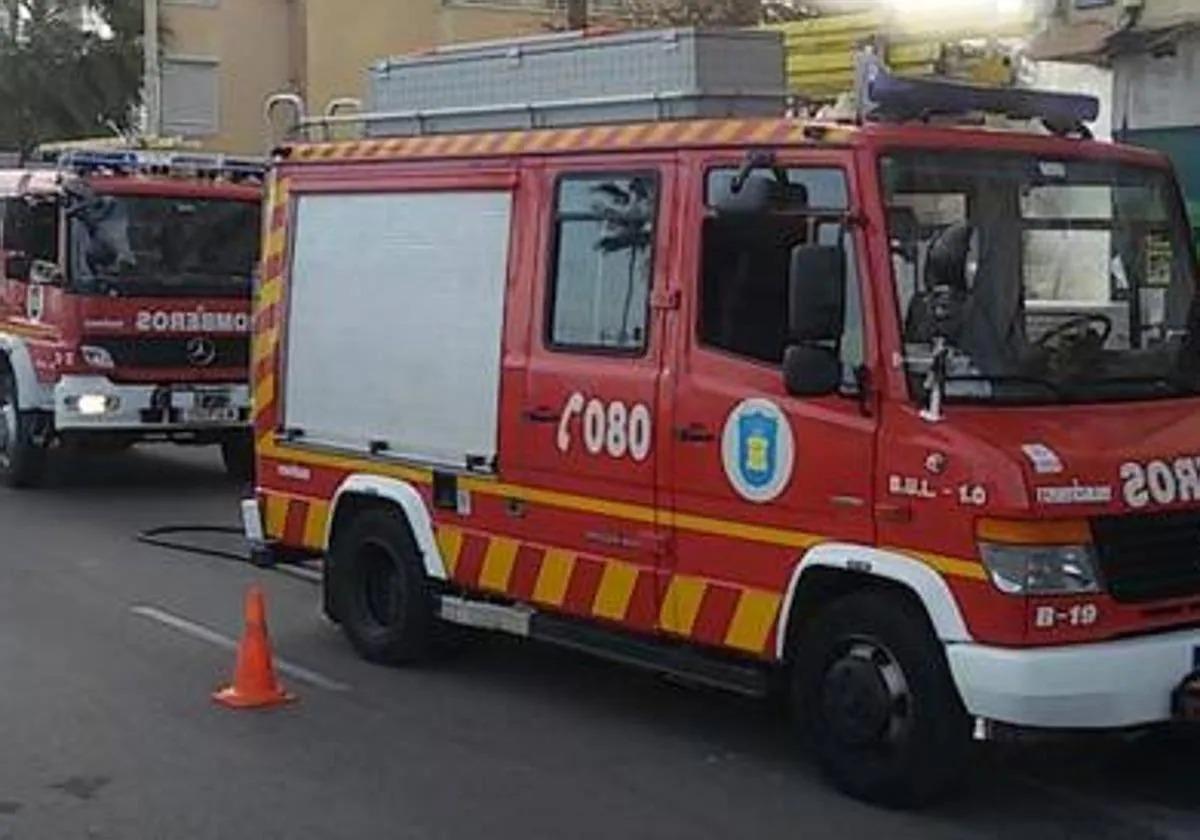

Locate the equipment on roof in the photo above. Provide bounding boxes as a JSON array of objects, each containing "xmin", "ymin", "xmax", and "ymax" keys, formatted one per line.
[
  {"xmin": 265, "ymin": 28, "xmax": 1102, "ymax": 147},
  {"xmin": 856, "ymin": 53, "xmax": 1099, "ymax": 137},
  {"xmin": 32, "ymin": 147, "xmax": 266, "ymax": 183}
]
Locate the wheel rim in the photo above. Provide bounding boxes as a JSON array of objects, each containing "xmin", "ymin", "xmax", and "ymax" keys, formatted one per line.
[
  {"xmin": 820, "ymin": 639, "xmax": 913, "ymax": 749},
  {"xmin": 358, "ymin": 540, "xmax": 403, "ymax": 629},
  {"xmin": 0, "ymin": 376, "xmax": 15, "ymax": 470}
]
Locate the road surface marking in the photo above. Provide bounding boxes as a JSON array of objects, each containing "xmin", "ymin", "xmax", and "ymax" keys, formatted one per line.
[
  {"xmin": 131, "ymin": 605, "xmax": 350, "ymax": 692},
  {"xmin": 276, "ymin": 564, "xmax": 323, "ymax": 584}
]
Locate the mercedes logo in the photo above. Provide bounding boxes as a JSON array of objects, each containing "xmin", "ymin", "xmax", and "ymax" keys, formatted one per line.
[{"xmin": 185, "ymin": 337, "xmax": 217, "ymax": 367}]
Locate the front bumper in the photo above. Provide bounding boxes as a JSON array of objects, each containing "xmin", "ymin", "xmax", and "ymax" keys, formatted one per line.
[
  {"xmin": 948, "ymin": 627, "xmax": 1200, "ymax": 729},
  {"xmin": 54, "ymin": 375, "xmax": 250, "ymax": 433}
]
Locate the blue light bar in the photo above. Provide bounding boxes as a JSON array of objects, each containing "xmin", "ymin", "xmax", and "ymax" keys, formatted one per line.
[
  {"xmin": 49, "ymin": 149, "xmax": 265, "ymax": 181},
  {"xmin": 859, "ymin": 54, "xmax": 1099, "ymax": 136}
]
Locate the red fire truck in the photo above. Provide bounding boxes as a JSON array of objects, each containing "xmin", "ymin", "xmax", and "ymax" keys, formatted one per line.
[
  {"xmin": 246, "ymin": 55, "xmax": 1200, "ymax": 804},
  {"xmin": 0, "ymin": 148, "xmax": 264, "ymax": 486}
]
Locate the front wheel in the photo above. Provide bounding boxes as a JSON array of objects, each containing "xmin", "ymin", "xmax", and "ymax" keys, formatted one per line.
[
  {"xmin": 328, "ymin": 508, "xmax": 436, "ymax": 665},
  {"xmin": 0, "ymin": 366, "xmax": 48, "ymax": 489},
  {"xmin": 793, "ymin": 590, "xmax": 972, "ymax": 807}
]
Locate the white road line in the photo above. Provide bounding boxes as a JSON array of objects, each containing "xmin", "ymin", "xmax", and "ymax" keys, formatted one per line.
[
  {"xmin": 131, "ymin": 605, "xmax": 350, "ymax": 692},
  {"xmin": 276, "ymin": 564, "xmax": 323, "ymax": 584}
]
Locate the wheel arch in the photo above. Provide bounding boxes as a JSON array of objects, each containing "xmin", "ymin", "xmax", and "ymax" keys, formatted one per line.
[
  {"xmin": 776, "ymin": 543, "xmax": 973, "ymax": 660},
  {"xmin": 326, "ymin": 474, "xmax": 447, "ymax": 580}
]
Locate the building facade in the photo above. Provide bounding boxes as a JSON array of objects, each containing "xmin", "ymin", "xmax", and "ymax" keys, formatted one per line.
[
  {"xmin": 148, "ymin": 0, "xmax": 591, "ymax": 153},
  {"xmin": 1031, "ymin": 0, "xmax": 1200, "ymax": 235}
]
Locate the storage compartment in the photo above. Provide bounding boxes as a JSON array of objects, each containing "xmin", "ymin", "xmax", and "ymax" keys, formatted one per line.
[
  {"xmin": 366, "ymin": 28, "xmax": 786, "ymax": 137},
  {"xmin": 282, "ymin": 189, "xmax": 512, "ymax": 470}
]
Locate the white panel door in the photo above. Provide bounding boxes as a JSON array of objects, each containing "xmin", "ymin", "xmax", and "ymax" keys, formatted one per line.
[{"xmin": 283, "ymin": 190, "xmax": 512, "ymax": 469}]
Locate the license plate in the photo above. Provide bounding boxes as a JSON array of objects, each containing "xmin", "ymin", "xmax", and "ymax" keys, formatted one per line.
[
  {"xmin": 184, "ymin": 403, "xmax": 238, "ymax": 422},
  {"xmin": 193, "ymin": 390, "xmax": 231, "ymax": 410}
]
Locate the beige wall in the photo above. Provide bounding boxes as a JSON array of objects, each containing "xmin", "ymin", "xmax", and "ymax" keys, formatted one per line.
[
  {"xmin": 301, "ymin": 1, "xmax": 549, "ymax": 116},
  {"xmin": 160, "ymin": 0, "xmax": 556, "ymax": 153},
  {"xmin": 160, "ymin": 0, "xmax": 296, "ymax": 153}
]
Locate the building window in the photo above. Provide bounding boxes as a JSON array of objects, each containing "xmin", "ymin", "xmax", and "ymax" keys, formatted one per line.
[
  {"xmin": 548, "ymin": 173, "xmax": 658, "ymax": 352},
  {"xmin": 161, "ymin": 57, "xmax": 219, "ymax": 137}
]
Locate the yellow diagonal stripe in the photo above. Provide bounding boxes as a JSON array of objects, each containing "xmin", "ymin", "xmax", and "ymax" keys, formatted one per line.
[
  {"xmin": 253, "ymin": 375, "xmax": 275, "ymax": 414},
  {"xmin": 591, "ymin": 562, "xmax": 639, "ymax": 621},
  {"xmin": 533, "ymin": 549, "xmax": 575, "ymax": 607},
  {"xmin": 658, "ymin": 575, "xmax": 707, "ymax": 636},
  {"xmin": 437, "ymin": 527, "xmax": 464, "ymax": 577},
  {"xmin": 252, "ymin": 327, "xmax": 278, "ymax": 365},
  {"xmin": 302, "ymin": 501, "xmax": 330, "ymax": 551},
  {"xmin": 264, "ymin": 494, "xmax": 290, "ymax": 540},
  {"xmin": 258, "ymin": 278, "xmax": 283, "ymax": 309},
  {"xmin": 724, "ymin": 589, "xmax": 782, "ymax": 653},
  {"xmin": 479, "ymin": 537, "xmax": 519, "ymax": 593}
]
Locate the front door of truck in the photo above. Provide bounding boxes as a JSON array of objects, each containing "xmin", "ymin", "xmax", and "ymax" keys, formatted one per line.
[
  {"xmin": 662, "ymin": 151, "xmax": 878, "ymax": 658},
  {"xmin": 510, "ymin": 155, "xmax": 678, "ymax": 633}
]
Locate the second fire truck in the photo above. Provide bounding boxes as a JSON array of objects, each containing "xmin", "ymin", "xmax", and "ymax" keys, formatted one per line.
[{"xmin": 0, "ymin": 148, "xmax": 264, "ymax": 486}]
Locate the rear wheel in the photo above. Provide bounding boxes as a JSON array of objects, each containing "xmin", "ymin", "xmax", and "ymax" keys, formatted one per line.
[
  {"xmin": 0, "ymin": 365, "xmax": 47, "ymax": 489},
  {"xmin": 220, "ymin": 432, "xmax": 255, "ymax": 483},
  {"xmin": 793, "ymin": 590, "xmax": 972, "ymax": 807},
  {"xmin": 329, "ymin": 508, "xmax": 436, "ymax": 664}
]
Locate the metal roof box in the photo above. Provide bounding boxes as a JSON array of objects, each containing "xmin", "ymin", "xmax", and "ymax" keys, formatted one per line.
[{"xmin": 365, "ymin": 27, "xmax": 787, "ymax": 137}]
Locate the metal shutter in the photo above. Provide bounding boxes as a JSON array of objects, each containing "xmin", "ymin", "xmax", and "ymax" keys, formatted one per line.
[{"xmin": 161, "ymin": 58, "xmax": 219, "ymax": 137}]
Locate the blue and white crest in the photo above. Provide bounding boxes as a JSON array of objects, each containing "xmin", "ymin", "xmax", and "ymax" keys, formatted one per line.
[{"xmin": 721, "ymin": 399, "xmax": 795, "ymax": 503}]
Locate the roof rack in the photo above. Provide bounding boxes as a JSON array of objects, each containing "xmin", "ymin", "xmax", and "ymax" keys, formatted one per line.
[{"xmin": 35, "ymin": 147, "xmax": 266, "ymax": 183}]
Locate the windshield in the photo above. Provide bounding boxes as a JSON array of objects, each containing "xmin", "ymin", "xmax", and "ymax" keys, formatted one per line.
[
  {"xmin": 884, "ymin": 152, "xmax": 1200, "ymax": 404},
  {"xmin": 68, "ymin": 194, "xmax": 260, "ymax": 297}
]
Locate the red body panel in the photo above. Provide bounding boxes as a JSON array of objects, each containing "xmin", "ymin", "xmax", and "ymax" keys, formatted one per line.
[{"xmin": 253, "ymin": 119, "xmax": 1200, "ymax": 662}]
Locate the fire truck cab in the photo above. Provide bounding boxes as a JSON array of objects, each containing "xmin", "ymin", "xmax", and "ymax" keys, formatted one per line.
[
  {"xmin": 0, "ymin": 149, "xmax": 263, "ymax": 486},
  {"xmin": 249, "ymin": 55, "xmax": 1200, "ymax": 805}
]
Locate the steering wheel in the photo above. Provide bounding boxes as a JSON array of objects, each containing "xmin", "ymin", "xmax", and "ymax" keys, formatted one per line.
[{"xmin": 1035, "ymin": 313, "xmax": 1113, "ymax": 349}]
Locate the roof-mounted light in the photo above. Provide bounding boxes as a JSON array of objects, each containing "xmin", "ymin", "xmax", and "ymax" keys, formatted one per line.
[
  {"xmin": 42, "ymin": 148, "xmax": 266, "ymax": 184},
  {"xmin": 856, "ymin": 53, "xmax": 1099, "ymax": 138}
]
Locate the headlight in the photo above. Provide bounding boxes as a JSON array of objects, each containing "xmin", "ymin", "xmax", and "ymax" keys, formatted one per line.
[
  {"xmin": 73, "ymin": 394, "xmax": 119, "ymax": 416},
  {"xmin": 80, "ymin": 345, "xmax": 115, "ymax": 370},
  {"xmin": 979, "ymin": 543, "xmax": 1100, "ymax": 595}
]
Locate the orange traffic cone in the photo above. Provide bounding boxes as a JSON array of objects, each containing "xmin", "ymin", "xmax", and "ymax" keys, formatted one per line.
[{"xmin": 213, "ymin": 584, "xmax": 296, "ymax": 709}]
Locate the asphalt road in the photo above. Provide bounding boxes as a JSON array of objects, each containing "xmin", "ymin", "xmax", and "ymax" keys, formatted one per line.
[{"xmin": 0, "ymin": 446, "xmax": 1195, "ymax": 840}]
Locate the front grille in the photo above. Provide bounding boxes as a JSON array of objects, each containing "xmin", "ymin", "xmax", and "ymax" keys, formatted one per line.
[
  {"xmin": 1092, "ymin": 510, "xmax": 1200, "ymax": 604},
  {"xmin": 89, "ymin": 337, "xmax": 249, "ymax": 370}
]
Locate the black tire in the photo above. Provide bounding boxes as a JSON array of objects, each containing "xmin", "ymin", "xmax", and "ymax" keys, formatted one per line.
[
  {"xmin": 792, "ymin": 590, "xmax": 972, "ymax": 807},
  {"xmin": 220, "ymin": 432, "xmax": 255, "ymax": 483},
  {"xmin": 0, "ymin": 365, "xmax": 47, "ymax": 489},
  {"xmin": 329, "ymin": 507, "xmax": 436, "ymax": 664}
]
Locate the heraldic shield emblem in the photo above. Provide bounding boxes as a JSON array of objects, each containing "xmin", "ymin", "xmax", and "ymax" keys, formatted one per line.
[
  {"xmin": 737, "ymin": 410, "xmax": 777, "ymax": 490},
  {"xmin": 721, "ymin": 398, "xmax": 795, "ymax": 503}
]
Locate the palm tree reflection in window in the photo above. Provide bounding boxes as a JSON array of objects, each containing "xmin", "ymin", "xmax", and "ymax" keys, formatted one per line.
[{"xmin": 552, "ymin": 174, "xmax": 657, "ymax": 350}]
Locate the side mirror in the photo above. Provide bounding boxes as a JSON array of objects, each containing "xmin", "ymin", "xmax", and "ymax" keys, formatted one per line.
[
  {"xmin": 783, "ymin": 345, "xmax": 842, "ymax": 397},
  {"xmin": 29, "ymin": 259, "xmax": 63, "ymax": 286},
  {"xmin": 788, "ymin": 244, "xmax": 846, "ymax": 342},
  {"xmin": 4, "ymin": 252, "xmax": 31, "ymax": 281}
]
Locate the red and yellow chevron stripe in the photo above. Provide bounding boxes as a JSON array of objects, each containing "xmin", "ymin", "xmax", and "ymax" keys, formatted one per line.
[
  {"xmin": 285, "ymin": 118, "xmax": 854, "ymax": 164},
  {"xmin": 259, "ymin": 489, "xmax": 782, "ymax": 657},
  {"xmin": 437, "ymin": 523, "xmax": 782, "ymax": 655},
  {"xmin": 251, "ymin": 173, "xmax": 291, "ymax": 440}
]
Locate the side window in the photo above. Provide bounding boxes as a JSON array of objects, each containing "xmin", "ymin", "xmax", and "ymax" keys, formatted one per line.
[
  {"xmin": 548, "ymin": 173, "xmax": 658, "ymax": 352},
  {"xmin": 5, "ymin": 197, "xmax": 59, "ymax": 265},
  {"xmin": 699, "ymin": 166, "xmax": 862, "ymax": 386}
]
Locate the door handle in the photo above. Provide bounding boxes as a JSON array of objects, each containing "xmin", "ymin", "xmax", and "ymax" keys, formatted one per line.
[
  {"xmin": 674, "ymin": 423, "xmax": 715, "ymax": 443},
  {"xmin": 523, "ymin": 406, "xmax": 560, "ymax": 424}
]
